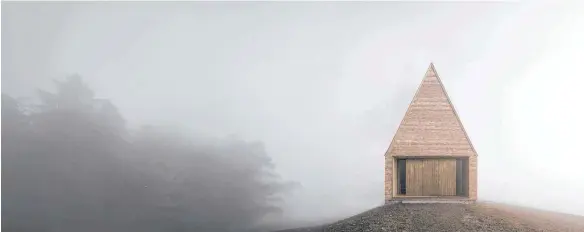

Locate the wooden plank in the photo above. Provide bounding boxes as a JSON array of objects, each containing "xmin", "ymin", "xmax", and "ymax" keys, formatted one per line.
[
  {"xmin": 437, "ymin": 159, "xmax": 456, "ymax": 196},
  {"xmin": 405, "ymin": 159, "xmax": 414, "ymax": 196},
  {"xmin": 422, "ymin": 159, "xmax": 434, "ymax": 196},
  {"xmin": 437, "ymin": 159, "xmax": 446, "ymax": 195},
  {"xmin": 450, "ymin": 159, "xmax": 457, "ymax": 195},
  {"xmin": 418, "ymin": 160, "xmax": 425, "ymax": 195},
  {"xmin": 405, "ymin": 158, "xmax": 457, "ymax": 196},
  {"xmin": 456, "ymin": 159, "xmax": 463, "ymax": 196},
  {"xmin": 406, "ymin": 159, "xmax": 423, "ymax": 196},
  {"xmin": 430, "ymin": 159, "xmax": 440, "ymax": 196}
]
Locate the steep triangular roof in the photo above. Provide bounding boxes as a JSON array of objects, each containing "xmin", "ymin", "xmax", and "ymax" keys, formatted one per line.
[{"xmin": 385, "ymin": 63, "xmax": 477, "ymax": 157}]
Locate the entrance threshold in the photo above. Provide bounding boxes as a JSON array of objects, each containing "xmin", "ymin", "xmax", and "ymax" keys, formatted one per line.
[{"xmin": 387, "ymin": 196, "xmax": 474, "ymax": 204}]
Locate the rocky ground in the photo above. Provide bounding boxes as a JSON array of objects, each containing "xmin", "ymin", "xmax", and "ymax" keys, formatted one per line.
[{"xmin": 275, "ymin": 202, "xmax": 584, "ymax": 232}]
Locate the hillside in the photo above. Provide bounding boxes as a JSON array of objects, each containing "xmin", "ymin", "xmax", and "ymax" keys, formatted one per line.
[{"xmin": 276, "ymin": 202, "xmax": 584, "ymax": 232}]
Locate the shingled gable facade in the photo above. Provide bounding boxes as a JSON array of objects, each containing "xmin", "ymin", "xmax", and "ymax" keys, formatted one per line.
[{"xmin": 384, "ymin": 63, "xmax": 478, "ymax": 202}]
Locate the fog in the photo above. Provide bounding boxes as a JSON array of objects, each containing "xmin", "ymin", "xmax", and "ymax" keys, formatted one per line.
[{"xmin": 2, "ymin": 1, "xmax": 584, "ymax": 231}]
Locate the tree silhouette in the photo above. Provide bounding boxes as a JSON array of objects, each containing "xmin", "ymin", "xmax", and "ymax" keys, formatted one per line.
[{"xmin": 2, "ymin": 75, "xmax": 296, "ymax": 232}]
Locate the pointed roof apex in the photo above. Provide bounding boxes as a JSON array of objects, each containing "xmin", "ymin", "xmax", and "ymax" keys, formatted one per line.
[
  {"xmin": 425, "ymin": 62, "xmax": 437, "ymax": 78},
  {"xmin": 384, "ymin": 62, "xmax": 478, "ymax": 157}
]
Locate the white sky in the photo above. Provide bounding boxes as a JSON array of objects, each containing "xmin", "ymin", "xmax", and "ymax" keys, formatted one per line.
[{"xmin": 2, "ymin": 1, "xmax": 584, "ymax": 221}]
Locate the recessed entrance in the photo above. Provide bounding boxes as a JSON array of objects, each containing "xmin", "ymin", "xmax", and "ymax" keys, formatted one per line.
[{"xmin": 396, "ymin": 157, "xmax": 469, "ymax": 197}]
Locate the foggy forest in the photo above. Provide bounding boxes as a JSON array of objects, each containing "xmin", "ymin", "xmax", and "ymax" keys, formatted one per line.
[{"xmin": 2, "ymin": 75, "xmax": 299, "ymax": 231}]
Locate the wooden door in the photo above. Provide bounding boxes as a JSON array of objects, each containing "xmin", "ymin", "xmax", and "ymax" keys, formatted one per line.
[
  {"xmin": 405, "ymin": 159, "xmax": 423, "ymax": 196},
  {"xmin": 405, "ymin": 159, "xmax": 456, "ymax": 196}
]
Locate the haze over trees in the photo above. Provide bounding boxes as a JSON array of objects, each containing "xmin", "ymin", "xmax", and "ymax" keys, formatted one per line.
[{"xmin": 2, "ymin": 75, "xmax": 297, "ymax": 232}]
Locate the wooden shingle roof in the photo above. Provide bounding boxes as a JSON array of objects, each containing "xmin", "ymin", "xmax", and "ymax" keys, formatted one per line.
[{"xmin": 385, "ymin": 63, "xmax": 477, "ymax": 157}]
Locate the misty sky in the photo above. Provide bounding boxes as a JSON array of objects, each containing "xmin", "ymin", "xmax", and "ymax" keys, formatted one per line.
[{"xmin": 3, "ymin": 1, "xmax": 584, "ymax": 221}]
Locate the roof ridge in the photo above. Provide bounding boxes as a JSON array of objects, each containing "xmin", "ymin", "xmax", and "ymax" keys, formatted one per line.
[{"xmin": 384, "ymin": 63, "xmax": 478, "ymax": 156}]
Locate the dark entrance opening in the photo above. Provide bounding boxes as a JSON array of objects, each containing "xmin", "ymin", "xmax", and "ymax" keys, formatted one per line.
[
  {"xmin": 398, "ymin": 159, "xmax": 406, "ymax": 195},
  {"xmin": 456, "ymin": 158, "xmax": 469, "ymax": 197}
]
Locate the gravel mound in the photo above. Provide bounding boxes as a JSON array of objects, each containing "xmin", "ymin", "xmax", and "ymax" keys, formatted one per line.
[{"xmin": 276, "ymin": 203, "xmax": 584, "ymax": 232}]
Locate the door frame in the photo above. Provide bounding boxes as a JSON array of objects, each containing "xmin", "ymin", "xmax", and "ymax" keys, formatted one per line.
[{"xmin": 394, "ymin": 156, "xmax": 469, "ymax": 198}]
